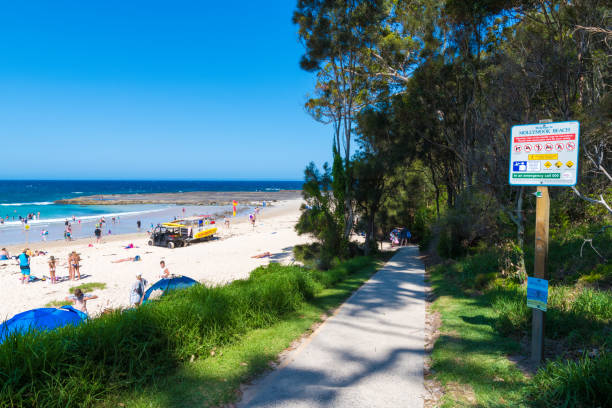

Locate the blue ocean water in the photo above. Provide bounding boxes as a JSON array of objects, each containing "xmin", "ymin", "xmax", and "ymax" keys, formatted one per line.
[
  {"xmin": 0, "ymin": 180, "xmax": 302, "ymax": 222},
  {"xmin": 0, "ymin": 180, "xmax": 302, "ymax": 245}
]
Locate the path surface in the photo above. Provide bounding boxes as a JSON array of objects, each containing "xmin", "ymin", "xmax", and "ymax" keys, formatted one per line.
[{"xmin": 239, "ymin": 246, "xmax": 426, "ymax": 408}]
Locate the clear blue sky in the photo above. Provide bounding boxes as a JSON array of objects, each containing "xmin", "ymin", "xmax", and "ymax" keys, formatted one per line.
[{"xmin": 0, "ymin": 1, "xmax": 331, "ymax": 180}]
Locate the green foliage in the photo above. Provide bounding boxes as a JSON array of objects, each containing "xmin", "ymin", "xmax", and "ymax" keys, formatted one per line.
[
  {"xmin": 529, "ymin": 352, "xmax": 612, "ymax": 408},
  {"xmin": 44, "ymin": 300, "xmax": 70, "ymax": 308},
  {"xmin": 578, "ymin": 263, "xmax": 612, "ymax": 287},
  {"xmin": 68, "ymin": 282, "xmax": 107, "ymax": 293},
  {"xmin": 429, "ymin": 245, "xmax": 612, "ymax": 407},
  {"xmin": 295, "ymin": 159, "xmax": 348, "ymax": 268},
  {"xmin": 437, "ymin": 190, "xmax": 510, "ymax": 258},
  {"xmin": 0, "ymin": 258, "xmax": 377, "ymax": 407}
]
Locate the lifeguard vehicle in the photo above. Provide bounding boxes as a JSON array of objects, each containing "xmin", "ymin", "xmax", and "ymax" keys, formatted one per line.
[{"xmin": 148, "ymin": 215, "xmax": 217, "ymax": 248}]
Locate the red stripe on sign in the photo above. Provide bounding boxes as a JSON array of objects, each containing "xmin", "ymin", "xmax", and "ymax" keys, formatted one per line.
[{"xmin": 514, "ymin": 133, "xmax": 576, "ymax": 143}]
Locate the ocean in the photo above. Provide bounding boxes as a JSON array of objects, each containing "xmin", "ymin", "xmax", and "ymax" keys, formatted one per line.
[{"xmin": 0, "ymin": 180, "xmax": 302, "ymax": 245}]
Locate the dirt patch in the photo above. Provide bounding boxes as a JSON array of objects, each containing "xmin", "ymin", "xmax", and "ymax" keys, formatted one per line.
[{"xmin": 446, "ymin": 381, "xmax": 477, "ymax": 405}]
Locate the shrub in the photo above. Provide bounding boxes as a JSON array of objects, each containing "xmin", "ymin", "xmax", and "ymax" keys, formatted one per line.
[{"xmin": 529, "ymin": 352, "xmax": 612, "ymax": 407}]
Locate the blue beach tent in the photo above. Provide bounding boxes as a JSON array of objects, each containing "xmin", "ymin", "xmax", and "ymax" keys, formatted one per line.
[
  {"xmin": 0, "ymin": 306, "xmax": 87, "ymax": 343},
  {"xmin": 143, "ymin": 276, "xmax": 198, "ymax": 302}
]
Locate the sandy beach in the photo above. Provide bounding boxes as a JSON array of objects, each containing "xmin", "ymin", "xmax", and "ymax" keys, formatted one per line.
[{"xmin": 0, "ymin": 199, "xmax": 312, "ymax": 320}]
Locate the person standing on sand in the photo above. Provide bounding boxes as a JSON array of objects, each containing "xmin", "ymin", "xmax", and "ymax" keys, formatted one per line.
[
  {"xmin": 130, "ymin": 274, "xmax": 147, "ymax": 307},
  {"xmin": 65, "ymin": 288, "xmax": 97, "ymax": 314},
  {"xmin": 48, "ymin": 256, "xmax": 57, "ymax": 283},
  {"xmin": 69, "ymin": 251, "xmax": 81, "ymax": 280},
  {"xmin": 67, "ymin": 252, "xmax": 74, "ymax": 280},
  {"xmin": 94, "ymin": 226, "xmax": 102, "ymax": 243},
  {"xmin": 249, "ymin": 213, "xmax": 256, "ymax": 228},
  {"xmin": 18, "ymin": 249, "xmax": 31, "ymax": 284}
]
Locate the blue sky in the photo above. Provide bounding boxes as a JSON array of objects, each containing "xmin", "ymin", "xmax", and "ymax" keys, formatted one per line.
[{"xmin": 0, "ymin": 1, "xmax": 331, "ymax": 180}]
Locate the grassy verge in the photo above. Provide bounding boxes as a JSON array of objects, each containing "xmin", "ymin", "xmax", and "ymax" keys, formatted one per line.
[
  {"xmin": 103, "ymin": 257, "xmax": 384, "ymax": 407},
  {"xmin": 44, "ymin": 300, "xmax": 70, "ymax": 307},
  {"xmin": 428, "ymin": 249, "xmax": 611, "ymax": 407},
  {"xmin": 0, "ymin": 255, "xmax": 387, "ymax": 408},
  {"xmin": 428, "ymin": 261, "xmax": 529, "ymax": 407},
  {"xmin": 69, "ymin": 282, "xmax": 107, "ymax": 293}
]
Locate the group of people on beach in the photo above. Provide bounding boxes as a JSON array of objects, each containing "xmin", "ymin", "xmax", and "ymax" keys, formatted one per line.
[
  {"xmin": 0, "ymin": 212, "xmax": 41, "ymax": 225},
  {"xmin": 3, "ymin": 243, "xmax": 175, "ymax": 315},
  {"xmin": 7, "ymin": 248, "xmax": 81, "ymax": 285}
]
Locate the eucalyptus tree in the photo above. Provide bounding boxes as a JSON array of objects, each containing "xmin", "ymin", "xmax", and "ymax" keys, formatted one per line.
[{"xmin": 294, "ymin": 0, "xmax": 387, "ymax": 238}]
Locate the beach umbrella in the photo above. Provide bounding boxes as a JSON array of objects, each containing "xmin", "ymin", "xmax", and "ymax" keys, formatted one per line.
[
  {"xmin": 143, "ymin": 276, "xmax": 198, "ymax": 302},
  {"xmin": 0, "ymin": 306, "xmax": 87, "ymax": 343}
]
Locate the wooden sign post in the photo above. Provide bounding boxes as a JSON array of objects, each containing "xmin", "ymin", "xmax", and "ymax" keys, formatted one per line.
[
  {"xmin": 531, "ymin": 185, "xmax": 549, "ymax": 363},
  {"xmin": 509, "ymin": 119, "xmax": 580, "ymax": 364}
]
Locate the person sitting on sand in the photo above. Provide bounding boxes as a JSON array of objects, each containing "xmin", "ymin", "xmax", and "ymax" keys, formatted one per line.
[
  {"xmin": 112, "ymin": 255, "xmax": 141, "ymax": 263},
  {"xmin": 251, "ymin": 251, "xmax": 271, "ymax": 259},
  {"xmin": 130, "ymin": 274, "xmax": 147, "ymax": 307},
  {"xmin": 159, "ymin": 260, "xmax": 170, "ymax": 278},
  {"xmin": 65, "ymin": 288, "xmax": 97, "ymax": 314},
  {"xmin": 18, "ymin": 249, "xmax": 31, "ymax": 284},
  {"xmin": 0, "ymin": 248, "xmax": 9, "ymax": 260},
  {"xmin": 48, "ymin": 256, "xmax": 57, "ymax": 284}
]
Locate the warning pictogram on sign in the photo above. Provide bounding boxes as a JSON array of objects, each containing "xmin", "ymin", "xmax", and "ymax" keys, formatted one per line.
[{"xmin": 510, "ymin": 121, "xmax": 579, "ymax": 186}]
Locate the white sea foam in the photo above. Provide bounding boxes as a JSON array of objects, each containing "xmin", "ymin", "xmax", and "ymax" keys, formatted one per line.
[
  {"xmin": 0, "ymin": 207, "xmax": 170, "ymax": 228},
  {"xmin": 0, "ymin": 202, "xmax": 54, "ymax": 206}
]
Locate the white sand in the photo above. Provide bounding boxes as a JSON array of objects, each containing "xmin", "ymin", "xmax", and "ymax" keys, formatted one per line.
[{"xmin": 0, "ymin": 200, "xmax": 312, "ymax": 320}]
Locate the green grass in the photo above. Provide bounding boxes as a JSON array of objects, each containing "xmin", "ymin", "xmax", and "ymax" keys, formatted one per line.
[
  {"xmin": 528, "ymin": 352, "xmax": 612, "ymax": 408},
  {"xmin": 428, "ymin": 247, "xmax": 612, "ymax": 407},
  {"xmin": 68, "ymin": 282, "xmax": 107, "ymax": 293},
  {"xmin": 0, "ymin": 256, "xmax": 384, "ymax": 408},
  {"xmin": 429, "ymin": 262, "xmax": 529, "ymax": 407},
  {"xmin": 44, "ymin": 300, "xmax": 70, "ymax": 307},
  {"xmin": 102, "ymin": 257, "xmax": 382, "ymax": 407}
]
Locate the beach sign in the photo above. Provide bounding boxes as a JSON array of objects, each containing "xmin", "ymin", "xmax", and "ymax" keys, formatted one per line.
[
  {"xmin": 509, "ymin": 121, "xmax": 579, "ymax": 186},
  {"xmin": 527, "ymin": 277, "xmax": 548, "ymax": 312}
]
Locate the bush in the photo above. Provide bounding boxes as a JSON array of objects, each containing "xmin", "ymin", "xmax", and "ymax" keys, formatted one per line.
[
  {"xmin": 529, "ymin": 352, "xmax": 612, "ymax": 407},
  {"xmin": 0, "ymin": 259, "xmax": 375, "ymax": 408}
]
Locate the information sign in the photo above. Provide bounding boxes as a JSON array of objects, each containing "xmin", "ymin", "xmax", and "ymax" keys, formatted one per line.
[
  {"xmin": 509, "ymin": 121, "xmax": 579, "ymax": 186},
  {"xmin": 527, "ymin": 277, "xmax": 548, "ymax": 312}
]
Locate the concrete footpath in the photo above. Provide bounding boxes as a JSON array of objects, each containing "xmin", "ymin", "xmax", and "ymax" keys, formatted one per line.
[{"xmin": 239, "ymin": 246, "xmax": 426, "ymax": 408}]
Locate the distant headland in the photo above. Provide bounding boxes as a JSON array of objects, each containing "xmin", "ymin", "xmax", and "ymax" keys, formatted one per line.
[{"xmin": 54, "ymin": 190, "xmax": 303, "ymax": 206}]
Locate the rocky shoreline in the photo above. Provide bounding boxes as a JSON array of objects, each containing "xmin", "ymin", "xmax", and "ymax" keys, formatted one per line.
[{"xmin": 54, "ymin": 190, "xmax": 303, "ymax": 206}]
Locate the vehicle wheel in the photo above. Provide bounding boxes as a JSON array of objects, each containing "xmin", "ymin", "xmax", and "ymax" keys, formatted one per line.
[
  {"xmin": 167, "ymin": 242, "xmax": 175, "ymax": 249},
  {"xmin": 148, "ymin": 240, "xmax": 153, "ymax": 246}
]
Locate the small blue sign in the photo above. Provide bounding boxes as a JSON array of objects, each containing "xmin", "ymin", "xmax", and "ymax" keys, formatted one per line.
[
  {"xmin": 513, "ymin": 161, "xmax": 527, "ymax": 172},
  {"xmin": 527, "ymin": 277, "xmax": 548, "ymax": 311}
]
